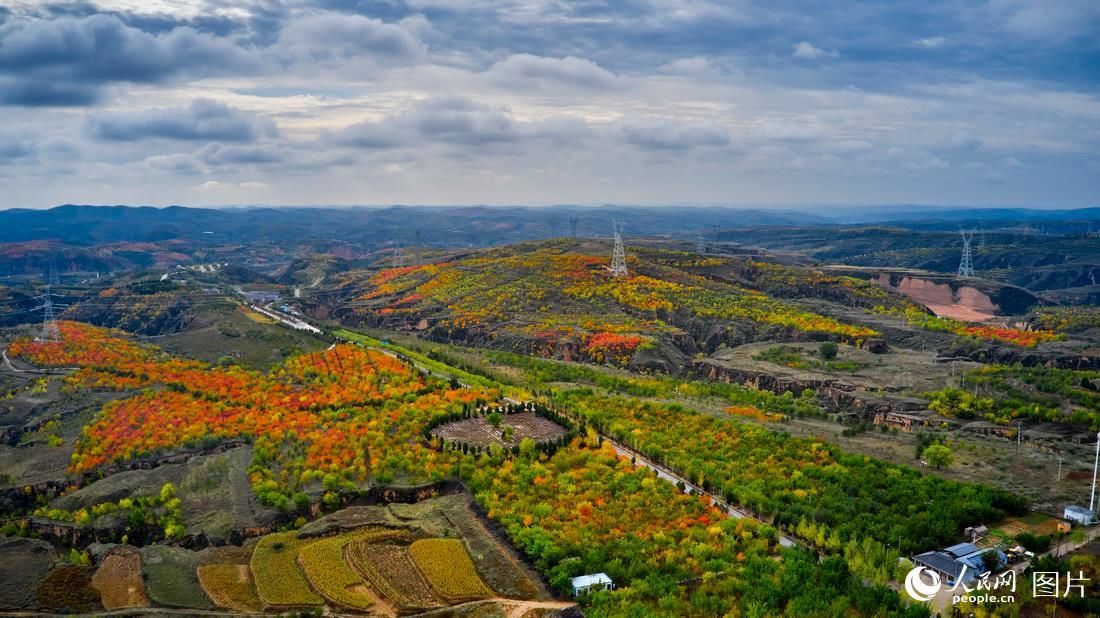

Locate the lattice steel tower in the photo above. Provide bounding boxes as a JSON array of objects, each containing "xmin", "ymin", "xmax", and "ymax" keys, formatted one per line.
[
  {"xmin": 37, "ymin": 286, "xmax": 61, "ymax": 342},
  {"xmin": 696, "ymin": 229, "xmax": 707, "ymax": 254},
  {"xmin": 569, "ymin": 217, "xmax": 579, "ymax": 238},
  {"xmin": 957, "ymin": 230, "xmax": 975, "ymax": 278},
  {"xmin": 609, "ymin": 220, "xmax": 628, "ymax": 277}
]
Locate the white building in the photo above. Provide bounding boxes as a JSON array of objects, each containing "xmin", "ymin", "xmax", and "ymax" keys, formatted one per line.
[
  {"xmin": 571, "ymin": 573, "xmax": 614, "ymax": 596},
  {"xmin": 1064, "ymin": 505, "xmax": 1097, "ymax": 525}
]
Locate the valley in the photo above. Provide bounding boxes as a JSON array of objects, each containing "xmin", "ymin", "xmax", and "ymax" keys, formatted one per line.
[{"xmin": 0, "ymin": 208, "xmax": 1098, "ymax": 616}]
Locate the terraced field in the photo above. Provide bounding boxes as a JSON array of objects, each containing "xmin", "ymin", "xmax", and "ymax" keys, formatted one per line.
[
  {"xmin": 348, "ymin": 539, "xmax": 444, "ymax": 613},
  {"xmin": 409, "ymin": 538, "xmax": 495, "ymax": 602},
  {"xmin": 250, "ymin": 531, "xmax": 323, "ymax": 608},
  {"xmin": 296, "ymin": 528, "xmax": 407, "ymax": 612},
  {"xmin": 196, "ymin": 564, "xmax": 263, "ymax": 612}
]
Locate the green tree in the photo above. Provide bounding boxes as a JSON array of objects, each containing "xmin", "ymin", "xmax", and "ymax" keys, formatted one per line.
[
  {"xmin": 923, "ymin": 444, "xmax": 953, "ymax": 469},
  {"xmin": 487, "ymin": 411, "xmax": 503, "ymax": 428},
  {"xmin": 818, "ymin": 341, "xmax": 839, "ymax": 360}
]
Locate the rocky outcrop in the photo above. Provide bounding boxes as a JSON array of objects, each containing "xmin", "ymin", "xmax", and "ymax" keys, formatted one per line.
[
  {"xmin": 943, "ymin": 344, "xmax": 1100, "ymax": 370},
  {"xmin": 693, "ymin": 360, "xmax": 926, "ymax": 419}
]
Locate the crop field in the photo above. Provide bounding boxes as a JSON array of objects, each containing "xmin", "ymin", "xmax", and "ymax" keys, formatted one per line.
[
  {"xmin": 91, "ymin": 553, "xmax": 149, "ymax": 610},
  {"xmin": 295, "ymin": 527, "xmax": 406, "ymax": 612},
  {"xmin": 34, "ymin": 565, "xmax": 102, "ymax": 613},
  {"xmin": 250, "ymin": 531, "xmax": 323, "ymax": 608},
  {"xmin": 431, "ymin": 411, "xmax": 567, "ymax": 448},
  {"xmin": 435, "ymin": 494, "xmax": 546, "ymax": 600},
  {"xmin": 196, "ymin": 564, "xmax": 263, "ymax": 612},
  {"xmin": 409, "ymin": 538, "xmax": 494, "ymax": 601},
  {"xmin": 347, "ymin": 539, "xmax": 443, "ymax": 612}
]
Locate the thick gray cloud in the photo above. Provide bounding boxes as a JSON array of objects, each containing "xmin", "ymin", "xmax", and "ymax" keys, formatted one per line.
[
  {"xmin": 0, "ymin": 1, "xmax": 1094, "ymax": 207},
  {"xmin": 273, "ymin": 13, "xmax": 426, "ymax": 67},
  {"xmin": 0, "ymin": 14, "xmax": 259, "ymax": 105},
  {"xmin": 88, "ymin": 99, "xmax": 276, "ymax": 142},
  {"xmin": 0, "ymin": 134, "xmax": 34, "ymax": 163},
  {"xmin": 331, "ymin": 96, "xmax": 594, "ymax": 149},
  {"xmin": 619, "ymin": 119, "xmax": 730, "ymax": 151}
]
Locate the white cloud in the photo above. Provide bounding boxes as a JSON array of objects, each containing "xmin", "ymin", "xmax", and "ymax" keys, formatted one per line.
[
  {"xmin": 913, "ymin": 36, "xmax": 946, "ymax": 48},
  {"xmin": 485, "ymin": 54, "xmax": 618, "ymax": 90},
  {"xmin": 792, "ymin": 41, "xmax": 838, "ymax": 60}
]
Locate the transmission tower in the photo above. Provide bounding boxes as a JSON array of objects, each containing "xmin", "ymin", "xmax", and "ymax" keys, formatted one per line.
[
  {"xmin": 957, "ymin": 230, "xmax": 975, "ymax": 278},
  {"xmin": 34, "ymin": 285, "xmax": 61, "ymax": 342},
  {"xmin": 392, "ymin": 245, "xmax": 406, "ymax": 269},
  {"xmin": 978, "ymin": 226, "xmax": 986, "ymax": 249},
  {"xmin": 569, "ymin": 217, "xmax": 579, "ymax": 238},
  {"xmin": 609, "ymin": 220, "xmax": 628, "ymax": 278},
  {"xmin": 696, "ymin": 229, "xmax": 707, "ymax": 254}
]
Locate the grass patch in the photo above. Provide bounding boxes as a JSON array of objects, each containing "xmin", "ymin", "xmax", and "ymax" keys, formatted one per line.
[
  {"xmin": 408, "ymin": 538, "xmax": 493, "ymax": 602},
  {"xmin": 752, "ymin": 345, "xmax": 868, "ymax": 373},
  {"xmin": 141, "ymin": 545, "xmax": 214, "ymax": 610}
]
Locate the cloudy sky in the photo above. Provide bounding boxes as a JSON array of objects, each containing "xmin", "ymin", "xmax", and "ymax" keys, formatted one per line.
[{"xmin": 0, "ymin": 1, "xmax": 1097, "ymax": 208}]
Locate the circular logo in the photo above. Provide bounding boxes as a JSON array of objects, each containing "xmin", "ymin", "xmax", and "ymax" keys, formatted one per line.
[{"xmin": 905, "ymin": 566, "xmax": 942, "ymax": 602}]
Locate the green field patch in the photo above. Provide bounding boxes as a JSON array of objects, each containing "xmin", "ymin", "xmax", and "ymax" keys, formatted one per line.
[{"xmin": 141, "ymin": 545, "xmax": 214, "ymax": 609}]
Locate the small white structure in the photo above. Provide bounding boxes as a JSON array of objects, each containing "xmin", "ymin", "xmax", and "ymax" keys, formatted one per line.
[
  {"xmin": 571, "ymin": 573, "xmax": 614, "ymax": 596},
  {"xmin": 1064, "ymin": 505, "xmax": 1097, "ymax": 526}
]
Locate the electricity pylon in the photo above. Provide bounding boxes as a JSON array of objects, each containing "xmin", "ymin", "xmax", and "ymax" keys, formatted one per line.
[
  {"xmin": 609, "ymin": 220, "xmax": 627, "ymax": 277},
  {"xmin": 569, "ymin": 217, "xmax": 579, "ymax": 238},
  {"xmin": 35, "ymin": 286, "xmax": 61, "ymax": 342},
  {"xmin": 696, "ymin": 229, "xmax": 707, "ymax": 254},
  {"xmin": 957, "ymin": 230, "xmax": 975, "ymax": 278}
]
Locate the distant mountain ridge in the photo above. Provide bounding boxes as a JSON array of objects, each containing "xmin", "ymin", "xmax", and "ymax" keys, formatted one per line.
[{"xmin": 0, "ymin": 203, "xmax": 1095, "ymax": 247}]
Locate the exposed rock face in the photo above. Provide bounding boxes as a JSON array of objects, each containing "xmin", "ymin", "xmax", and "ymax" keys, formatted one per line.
[
  {"xmin": 870, "ymin": 271, "xmax": 1040, "ymax": 317},
  {"xmin": 693, "ymin": 359, "xmax": 927, "ymax": 419},
  {"xmin": 943, "ymin": 344, "xmax": 1100, "ymax": 370},
  {"xmin": 877, "ymin": 274, "xmax": 998, "ymax": 321}
]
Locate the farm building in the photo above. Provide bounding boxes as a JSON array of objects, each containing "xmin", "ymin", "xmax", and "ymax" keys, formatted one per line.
[
  {"xmin": 571, "ymin": 573, "xmax": 614, "ymax": 596},
  {"xmin": 912, "ymin": 542, "xmax": 1006, "ymax": 586},
  {"xmin": 1064, "ymin": 505, "xmax": 1097, "ymax": 526}
]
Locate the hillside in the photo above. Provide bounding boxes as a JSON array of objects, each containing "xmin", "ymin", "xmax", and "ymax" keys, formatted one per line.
[
  {"xmin": 716, "ymin": 226, "xmax": 1100, "ymax": 299},
  {"xmin": 323, "ymin": 240, "xmax": 912, "ymax": 371}
]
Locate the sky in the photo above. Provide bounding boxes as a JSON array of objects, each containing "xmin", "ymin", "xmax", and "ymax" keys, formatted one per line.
[{"xmin": 0, "ymin": 0, "xmax": 1097, "ymax": 209}]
